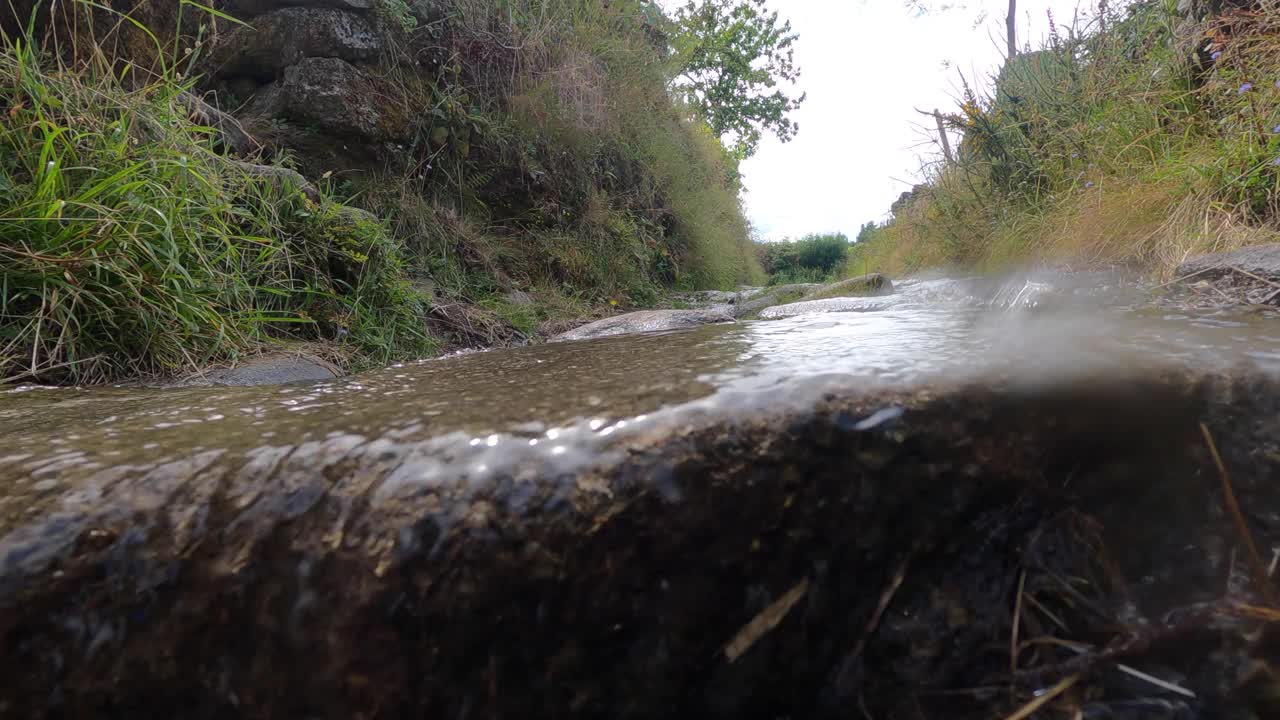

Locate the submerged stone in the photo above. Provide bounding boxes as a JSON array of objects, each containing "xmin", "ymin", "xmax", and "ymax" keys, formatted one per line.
[{"xmin": 552, "ymin": 308, "xmax": 735, "ymax": 342}]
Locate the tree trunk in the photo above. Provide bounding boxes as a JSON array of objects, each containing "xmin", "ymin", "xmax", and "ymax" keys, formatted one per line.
[
  {"xmin": 934, "ymin": 109, "xmax": 953, "ymax": 163},
  {"xmin": 1006, "ymin": 0, "xmax": 1018, "ymax": 58}
]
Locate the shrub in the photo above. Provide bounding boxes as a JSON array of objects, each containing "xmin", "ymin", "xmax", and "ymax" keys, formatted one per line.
[
  {"xmin": 759, "ymin": 233, "xmax": 849, "ymax": 283},
  {"xmin": 859, "ymin": 0, "xmax": 1280, "ymax": 276}
]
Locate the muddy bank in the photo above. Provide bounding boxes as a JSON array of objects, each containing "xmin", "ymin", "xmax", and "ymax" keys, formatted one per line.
[{"xmin": 2, "ymin": 369, "xmax": 1279, "ymax": 718}]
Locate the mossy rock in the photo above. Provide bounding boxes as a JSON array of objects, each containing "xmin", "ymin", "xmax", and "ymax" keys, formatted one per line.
[{"xmin": 804, "ymin": 273, "xmax": 893, "ymax": 301}]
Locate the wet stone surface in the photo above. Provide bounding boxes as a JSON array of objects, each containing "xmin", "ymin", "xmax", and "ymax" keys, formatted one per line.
[{"xmin": 3, "ymin": 275, "xmax": 1280, "ymax": 718}]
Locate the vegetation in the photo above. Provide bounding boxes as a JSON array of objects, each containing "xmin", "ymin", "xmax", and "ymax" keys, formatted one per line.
[
  {"xmin": 758, "ymin": 233, "xmax": 849, "ymax": 284},
  {"xmin": 853, "ymin": 0, "xmax": 1280, "ymax": 278},
  {"xmin": 0, "ymin": 34, "xmax": 431, "ymax": 384},
  {"xmin": 668, "ymin": 0, "xmax": 805, "ymax": 159},
  {"xmin": 0, "ymin": 0, "xmax": 783, "ymax": 384}
]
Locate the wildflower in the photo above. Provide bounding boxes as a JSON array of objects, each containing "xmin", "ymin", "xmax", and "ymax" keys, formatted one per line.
[
  {"xmin": 1085, "ymin": 181, "xmax": 1095, "ymax": 189},
  {"xmin": 1211, "ymin": 50, "xmax": 1222, "ymax": 61},
  {"xmin": 1273, "ymin": 157, "xmax": 1280, "ymax": 167},
  {"xmin": 1273, "ymin": 124, "xmax": 1280, "ymax": 134},
  {"xmin": 1238, "ymin": 82, "xmax": 1253, "ymax": 94}
]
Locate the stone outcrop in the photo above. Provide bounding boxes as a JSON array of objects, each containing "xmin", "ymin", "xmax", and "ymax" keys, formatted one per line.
[
  {"xmin": 804, "ymin": 273, "xmax": 893, "ymax": 300},
  {"xmin": 552, "ymin": 308, "xmax": 735, "ymax": 342},
  {"xmin": 732, "ymin": 283, "xmax": 822, "ymax": 318},
  {"xmin": 207, "ymin": 7, "xmax": 382, "ymax": 81},
  {"xmin": 248, "ymin": 57, "xmax": 409, "ymax": 141}
]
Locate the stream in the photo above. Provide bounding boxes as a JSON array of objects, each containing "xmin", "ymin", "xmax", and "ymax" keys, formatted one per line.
[{"xmin": 3, "ymin": 274, "xmax": 1280, "ymax": 719}]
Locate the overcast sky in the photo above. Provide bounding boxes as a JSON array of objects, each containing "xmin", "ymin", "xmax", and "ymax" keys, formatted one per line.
[{"xmin": 733, "ymin": 0, "xmax": 1098, "ymax": 241}]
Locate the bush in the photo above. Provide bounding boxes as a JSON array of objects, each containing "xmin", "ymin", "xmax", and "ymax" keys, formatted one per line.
[
  {"xmin": 858, "ymin": 0, "xmax": 1280, "ymax": 276},
  {"xmin": 759, "ymin": 233, "xmax": 849, "ymax": 284}
]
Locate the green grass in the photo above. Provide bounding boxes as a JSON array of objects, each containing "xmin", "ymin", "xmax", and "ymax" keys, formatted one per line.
[
  {"xmin": 1, "ymin": 0, "xmax": 766, "ymax": 384},
  {"xmin": 853, "ymin": 0, "xmax": 1280, "ymax": 278},
  {"xmin": 0, "ymin": 30, "xmax": 432, "ymax": 384}
]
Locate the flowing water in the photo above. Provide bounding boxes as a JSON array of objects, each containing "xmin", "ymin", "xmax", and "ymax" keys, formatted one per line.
[
  {"xmin": 4, "ymin": 274, "xmax": 1280, "ymax": 494},
  {"xmin": 5, "ymin": 274, "xmax": 1280, "ymax": 718}
]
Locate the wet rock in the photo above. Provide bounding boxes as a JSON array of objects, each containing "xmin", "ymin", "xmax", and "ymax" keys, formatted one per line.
[
  {"xmin": 252, "ymin": 57, "xmax": 409, "ymax": 141},
  {"xmin": 759, "ymin": 296, "xmax": 896, "ymax": 319},
  {"xmin": 676, "ymin": 290, "xmax": 742, "ymax": 306},
  {"xmin": 1173, "ymin": 244, "xmax": 1280, "ymax": 306},
  {"xmin": 732, "ymin": 283, "xmax": 823, "ymax": 318},
  {"xmin": 186, "ymin": 352, "xmax": 339, "ymax": 386},
  {"xmin": 1, "ymin": 371, "xmax": 1277, "ymax": 718},
  {"xmin": 552, "ymin": 308, "xmax": 735, "ymax": 342},
  {"xmin": 1177, "ymin": 243, "xmax": 1280, "ymax": 283},
  {"xmin": 806, "ymin": 273, "xmax": 894, "ymax": 300},
  {"xmin": 207, "ymin": 8, "xmax": 381, "ymax": 81}
]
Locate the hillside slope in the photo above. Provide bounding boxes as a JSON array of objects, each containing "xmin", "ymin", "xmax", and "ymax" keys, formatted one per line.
[
  {"xmin": 0, "ymin": 0, "xmax": 762, "ymax": 384},
  {"xmin": 852, "ymin": 0, "xmax": 1280, "ymax": 278}
]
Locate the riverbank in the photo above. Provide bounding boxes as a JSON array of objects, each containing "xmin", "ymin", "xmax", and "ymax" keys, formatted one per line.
[
  {"xmin": 5, "ymin": 279, "xmax": 1280, "ymax": 717},
  {"xmin": 0, "ymin": 0, "xmax": 763, "ymax": 387},
  {"xmin": 849, "ymin": 0, "xmax": 1280, "ymax": 281}
]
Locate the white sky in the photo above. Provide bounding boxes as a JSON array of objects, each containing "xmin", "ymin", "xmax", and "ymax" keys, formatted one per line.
[{"xmin": 733, "ymin": 0, "xmax": 1097, "ymax": 241}]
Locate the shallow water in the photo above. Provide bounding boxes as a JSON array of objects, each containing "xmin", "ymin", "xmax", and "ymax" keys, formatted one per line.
[{"xmin": 2, "ymin": 275, "xmax": 1280, "ymax": 500}]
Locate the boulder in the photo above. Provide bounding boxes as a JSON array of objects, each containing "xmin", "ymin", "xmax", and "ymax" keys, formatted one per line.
[
  {"xmin": 252, "ymin": 57, "xmax": 409, "ymax": 140},
  {"xmin": 206, "ymin": 354, "xmax": 338, "ymax": 386},
  {"xmin": 156, "ymin": 352, "xmax": 340, "ymax": 387},
  {"xmin": 732, "ymin": 283, "xmax": 822, "ymax": 318},
  {"xmin": 207, "ymin": 8, "xmax": 381, "ymax": 81},
  {"xmin": 1173, "ymin": 243, "xmax": 1280, "ymax": 306},
  {"xmin": 552, "ymin": 308, "xmax": 734, "ymax": 342},
  {"xmin": 1176, "ymin": 243, "xmax": 1280, "ymax": 282},
  {"xmin": 805, "ymin": 273, "xmax": 894, "ymax": 300},
  {"xmin": 759, "ymin": 296, "xmax": 895, "ymax": 319}
]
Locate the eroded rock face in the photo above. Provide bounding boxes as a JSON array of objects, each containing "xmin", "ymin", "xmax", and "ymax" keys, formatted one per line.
[
  {"xmin": 552, "ymin": 308, "xmax": 735, "ymax": 342},
  {"xmin": 253, "ymin": 57, "xmax": 408, "ymax": 140},
  {"xmin": 208, "ymin": 7, "xmax": 382, "ymax": 80}
]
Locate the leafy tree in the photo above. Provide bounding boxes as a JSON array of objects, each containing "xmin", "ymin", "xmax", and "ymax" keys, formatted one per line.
[
  {"xmin": 759, "ymin": 233, "xmax": 849, "ymax": 282},
  {"xmin": 855, "ymin": 221, "xmax": 879, "ymax": 244},
  {"xmin": 668, "ymin": 0, "xmax": 805, "ymax": 159}
]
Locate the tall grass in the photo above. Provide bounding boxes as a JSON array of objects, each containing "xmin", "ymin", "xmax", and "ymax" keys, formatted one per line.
[
  {"xmin": 853, "ymin": 0, "xmax": 1280, "ymax": 278},
  {"xmin": 362, "ymin": 0, "xmax": 763, "ymax": 300},
  {"xmin": 0, "ymin": 19, "xmax": 431, "ymax": 384}
]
